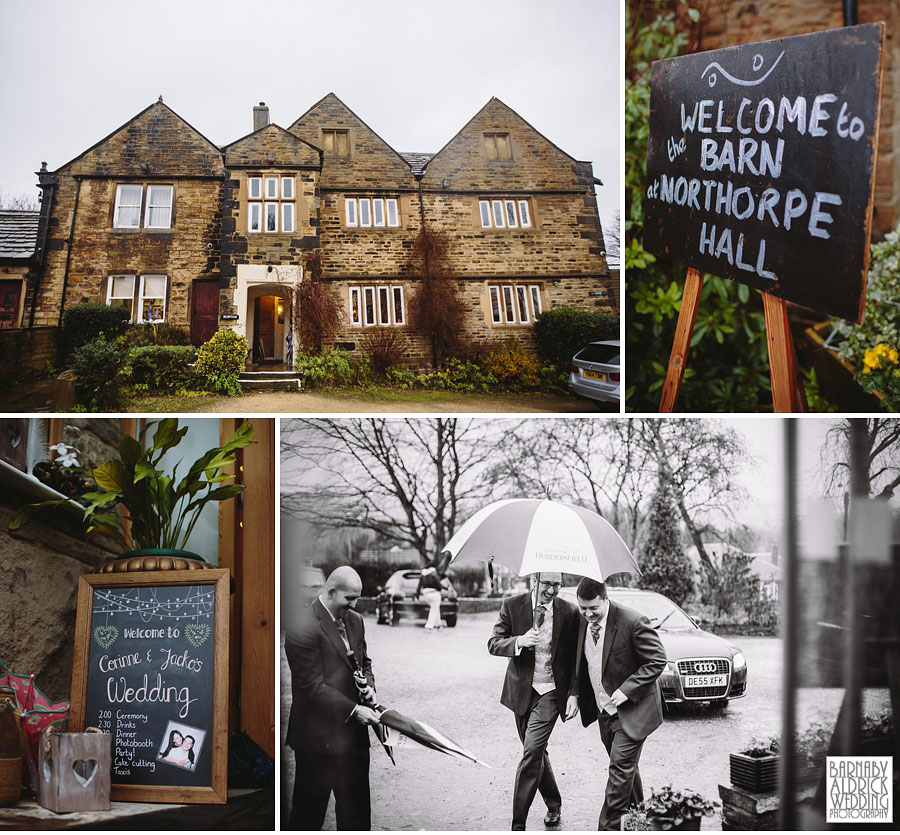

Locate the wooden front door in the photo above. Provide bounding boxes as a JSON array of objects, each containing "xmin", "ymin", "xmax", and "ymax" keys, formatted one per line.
[
  {"xmin": 191, "ymin": 279, "xmax": 220, "ymax": 346},
  {"xmin": 0, "ymin": 280, "xmax": 22, "ymax": 329}
]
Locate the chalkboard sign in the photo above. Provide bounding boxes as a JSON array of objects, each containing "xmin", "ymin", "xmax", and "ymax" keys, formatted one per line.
[
  {"xmin": 70, "ymin": 569, "xmax": 229, "ymax": 804},
  {"xmin": 644, "ymin": 23, "xmax": 884, "ymax": 322}
]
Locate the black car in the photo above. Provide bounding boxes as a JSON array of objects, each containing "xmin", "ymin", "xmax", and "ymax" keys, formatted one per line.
[{"xmin": 375, "ymin": 569, "xmax": 459, "ymax": 627}]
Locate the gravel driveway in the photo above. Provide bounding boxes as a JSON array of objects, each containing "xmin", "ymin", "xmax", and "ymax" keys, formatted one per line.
[{"xmin": 280, "ymin": 612, "xmax": 889, "ymax": 830}]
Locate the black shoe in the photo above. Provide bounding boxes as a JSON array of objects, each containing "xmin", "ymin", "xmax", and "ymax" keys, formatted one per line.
[{"xmin": 544, "ymin": 809, "xmax": 561, "ymax": 827}]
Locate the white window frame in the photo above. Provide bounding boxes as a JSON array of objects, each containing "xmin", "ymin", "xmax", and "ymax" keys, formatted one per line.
[
  {"xmin": 248, "ymin": 177, "xmax": 262, "ymax": 199},
  {"xmin": 392, "ymin": 286, "xmax": 405, "ymax": 324},
  {"xmin": 282, "ymin": 202, "xmax": 295, "ymax": 233},
  {"xmin": 363, "ymin": 286, "xmax": 377, "ymax": 326},
  {"xmin": 138, "ymin": 274, "xmax": 168, "ymax": 323},
  {"xmin": 113, "ymin": 185, "xmax": 143, "ymax": 229},
  {"xmin": 377, "ymin": 286, "xmax": 391, "ymax": 325},
  {"xmin": 372, "ymin": 198, "xmax": 385, "ymax": 227},
  {"xmin": 502, "ymin": 285, "xmax": 517, "ymax": 323},
  {"xmin": 479, "ymin": 200, "xmax": 492, "ymax": 228},
  {"xmin": 107, "ymin": 274, "xmax": 136, "ymax": 318},
  {"xmin": 281, "ymin": 177, "xmax": 294, "ymax": 199},
  {"xmin": 349, "ymin": 286, "xmax": 362, "ymax": 326},
  {"xmin": 505, "ymin": 200, "xmax": 518, "ymax": 229},
  {"xmin": 145, "ymin": 185, "xmax": 173, "ymax": 229},
  {"xmin": 265, "ymin": 202, "xmax": 278, "ymax": 232},
  {"xmin": 515, "ymin": 285, "xmax": 530, "ymax": 323},
  {"xmin": 265, "ymin": 177, "xmax": 278, "ymax": 199},
  {"xmin": 492, "ymin": 200, "xmax": 506, "ymax": 228},
  {"xmin": 359, "ymin": 198, "xmax": 372, "ymax": 228},
  {"xmin": 489, "ymin": 286, "xmax": 503, "ymax": 324},
  {"xmin": 248, "ymin": 202, "xmax": 262, "ymax": 233},
  {"xmin": 518, "ymin": 200, "xmax": 531, "ymax": 228},
  {"xmin": 529, "ymin": 284, "xmax": 542, "ymax": 317},
  {"xmin": 386, "ymin": 198, "xmax": 399, "ymax": 227},
  {"xmin": 345, "ymin": 198, "xmax": 358, "ymax": 227}
]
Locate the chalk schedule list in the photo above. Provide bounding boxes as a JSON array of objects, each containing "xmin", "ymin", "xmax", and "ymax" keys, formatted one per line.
[{"xmin": 644, "ymin": 23, "xmax": 884, "ymax": 322}]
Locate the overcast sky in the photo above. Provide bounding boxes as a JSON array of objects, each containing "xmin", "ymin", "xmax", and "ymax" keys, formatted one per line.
[{"xmin": 0, "ymin": 0, "xmax": 621, "ymax": 248}]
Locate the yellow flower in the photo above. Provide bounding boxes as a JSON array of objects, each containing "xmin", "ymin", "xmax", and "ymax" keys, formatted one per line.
[
  {"xmin": 863, "ymin": 347, "xmax": 881, "ymax": 372},
  {"xmin": 888, "ymin": 347, "xmax": 899, "ymax": 365}
]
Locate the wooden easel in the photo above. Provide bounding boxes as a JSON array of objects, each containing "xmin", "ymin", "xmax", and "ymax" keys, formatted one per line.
[{"xmin": 659, "ymin": 269, "xmax": 808, "ymax": 413}]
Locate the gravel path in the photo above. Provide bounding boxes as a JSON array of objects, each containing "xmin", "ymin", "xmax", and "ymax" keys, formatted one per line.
[{"xmin": 195, "ymin": 390, "xmax": 613, "ymax": 413}]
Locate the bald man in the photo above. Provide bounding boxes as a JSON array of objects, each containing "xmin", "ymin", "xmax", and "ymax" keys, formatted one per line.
[{"xmin": 285, "ymin": 566, "xmax": 381, "ymax": 830}]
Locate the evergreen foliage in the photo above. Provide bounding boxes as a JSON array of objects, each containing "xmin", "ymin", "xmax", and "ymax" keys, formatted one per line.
[{"xmin": 638, "ymin": 476, "xmax": 694, "ymax": 606}]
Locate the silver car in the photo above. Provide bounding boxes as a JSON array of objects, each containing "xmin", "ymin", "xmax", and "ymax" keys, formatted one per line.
[{"xmin": 568, "ymin": 340, "xmax": 620, "ymax": 405}]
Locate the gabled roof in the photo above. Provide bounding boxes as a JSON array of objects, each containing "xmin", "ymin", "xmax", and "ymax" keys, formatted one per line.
[
  {"xmin": 289, "ymin": 92, "xmax": 412, "ymax": 172},
  {"xmin": 426, "ymin": 96, "xmax": 579, "ymax": 169},
  {"xmin": 0, "ymin": 210, "xmax": 39, "ymax": 259},
  {"xmin": 54, "ymin": 98, "xmax": 224, "ymax": 176},
  {"xmin": 223, "ymin": 122, "xmax": 322, "ymax": 155}
]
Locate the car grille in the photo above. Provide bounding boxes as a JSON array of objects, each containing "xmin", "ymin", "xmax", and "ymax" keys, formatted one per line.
[{"xmin": 676, "ymin": 658, "xmax": 730, "ymax": 699}]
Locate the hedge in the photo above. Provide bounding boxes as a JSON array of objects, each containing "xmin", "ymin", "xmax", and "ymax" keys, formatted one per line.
[
  {"xmin": 60, "ymin": 303, "xmax": 130, "ymax": 364},
  {"xmin": 533, "ymin": 307, "xmax": 619, "ymax": 372},
  {"xmin": 126, "ymin": 345, "xmax": 197, "ymax": 392}
]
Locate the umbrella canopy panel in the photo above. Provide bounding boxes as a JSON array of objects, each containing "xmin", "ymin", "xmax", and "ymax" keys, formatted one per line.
[{"xmin": 444, "ymin": 499, "xmax": 640, "ymax": 582}]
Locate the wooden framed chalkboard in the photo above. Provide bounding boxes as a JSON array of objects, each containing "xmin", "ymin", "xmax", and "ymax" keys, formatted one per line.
[
  {"xmin": 69, "ymin": 569, "xmax": 230, "ymax": 804},
  {"xmin": 644, "ymin": 23, "xmax": 885, "ymax": 323}
]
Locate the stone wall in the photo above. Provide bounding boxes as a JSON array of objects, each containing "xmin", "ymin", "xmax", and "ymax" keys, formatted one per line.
[
  {"xmin": 0, "ymin": 327, "xmax": 58, "ymax": 382},
  {"xmin": 0, "ymin": 418, "xmax": 122, "ymax": 700},
  {"xmin": 693, "ymin": 0, "xmax": 900, "ymax": 236}
]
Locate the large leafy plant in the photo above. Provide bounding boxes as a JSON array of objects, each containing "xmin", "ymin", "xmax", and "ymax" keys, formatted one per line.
[{"xmin": 11, "ymin": 419, "xmax": 254, "ymax": 553}]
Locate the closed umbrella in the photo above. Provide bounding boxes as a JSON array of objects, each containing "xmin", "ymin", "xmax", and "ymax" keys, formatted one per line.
[
  {"xmin": 442, "ymin": 498, "xmax": 640, "ymax": 582},
  {"xmin": 378, "ymin": 709, "xmax": 490, "ymax": 768}
]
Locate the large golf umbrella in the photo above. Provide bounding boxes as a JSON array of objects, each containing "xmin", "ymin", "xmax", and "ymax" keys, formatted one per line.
[
  {"xmin": 378, "ymin": 709, "xmax": 490, "ymax": 768},
  {"xmin": 442, "ymin": 498, "xmax": 641, "ymax": 582}
]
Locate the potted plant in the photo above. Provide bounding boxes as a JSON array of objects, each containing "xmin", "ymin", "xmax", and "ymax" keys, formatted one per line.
[
  {"xmin": 862, "ymin": 709, "xmax": 894, "ymax": 756},
  {"xmin": 729, "ymin": 735, "xmax": 779, "ymax": 793},
  {"xmin": 638, "ymin": 785, "xmax": 719, "ymax": 830},
  {"xmin": 10, "ymin": 419, "xmax": 254, "ymax": 564}
]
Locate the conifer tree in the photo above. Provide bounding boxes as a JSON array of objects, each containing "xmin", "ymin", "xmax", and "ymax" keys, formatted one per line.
[{"xmin": 638, "ymin": 474, "xmax": 694, "ymax": 606}]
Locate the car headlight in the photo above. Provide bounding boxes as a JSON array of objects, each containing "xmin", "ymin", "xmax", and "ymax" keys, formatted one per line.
[
  {"xmin": 665, "ymin": 661, "xmax": 677, "ymax": 674},
  {"xmin": 732, "ymin": 652, "xmax": 746, "ymax": 670}
]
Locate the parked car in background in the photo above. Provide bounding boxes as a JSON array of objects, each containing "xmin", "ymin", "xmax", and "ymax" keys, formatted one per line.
[
  {"xmin": 560, "ymin": 586, "xmax": 747, "ymax": 709},
  {"xmin": 568, "ymin": 340, "xmax": 620, "ymax": 405},
  {"xmin": 375, "ymin": 569, "xmax": 459, "ymax": 627}
]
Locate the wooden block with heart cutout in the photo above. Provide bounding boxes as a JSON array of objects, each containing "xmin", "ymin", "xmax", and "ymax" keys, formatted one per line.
[{"xmin": 38, "ymin": 731, "xmax": 111, "ymax": 813}]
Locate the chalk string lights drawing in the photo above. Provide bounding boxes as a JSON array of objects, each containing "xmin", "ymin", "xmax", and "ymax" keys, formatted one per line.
[
  {"xmin": 94, "ymin": 587, "xmax": 214, "ymax": 622},
  {"xmin": 701, "ymin": 50, "xmax": 785, "ymax": 88}
]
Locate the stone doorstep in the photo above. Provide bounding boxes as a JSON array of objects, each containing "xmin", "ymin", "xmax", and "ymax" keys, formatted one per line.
[{"xmin": 238, "ymin": 379, "xmax": 301, "ymax": 391}]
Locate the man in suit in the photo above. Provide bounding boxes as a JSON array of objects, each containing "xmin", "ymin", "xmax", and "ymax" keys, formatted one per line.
[
  {"xmin": 575, "ymin": 577, "xmax": 666, "ymax": 830},
  {"xmin": 488, "ymin": 572, "xmax": 582, "ymax": 830},
  {"xmin": 285, "ymin": 566, "xmax": 381, "ymax": 830}
]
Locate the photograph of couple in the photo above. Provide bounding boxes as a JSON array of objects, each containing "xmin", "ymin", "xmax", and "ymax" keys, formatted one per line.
[{"xmin": 157, "ymin": 722, "xmax": 205, "ymax": 773}]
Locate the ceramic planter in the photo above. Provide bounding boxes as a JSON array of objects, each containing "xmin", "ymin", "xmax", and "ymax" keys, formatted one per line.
[{"xmin": 95, "ymin": 548, "xmax": 210, "ymax": 574}]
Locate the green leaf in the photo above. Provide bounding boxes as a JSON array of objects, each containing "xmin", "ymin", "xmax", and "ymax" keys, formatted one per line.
[{"xmin": 92, "ymin": 460, "xmax": 128, "ymax": 493}]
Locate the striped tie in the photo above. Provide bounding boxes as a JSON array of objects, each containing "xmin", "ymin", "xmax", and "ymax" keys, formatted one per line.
[{"xmin": 590, "ymin": 621, "xmax": 602, "ymax": 645}]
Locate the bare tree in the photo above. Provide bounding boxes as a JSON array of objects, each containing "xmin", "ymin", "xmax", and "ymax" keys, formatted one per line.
[
  {"xmin": 642, "ymin": 419, "xmax": 751, "ymax": 576},
  {"xmin": 0, "ymin": 189, "xmax": 39, "ymax": 211},
  {"xmin": 280, "ymin": 418, "xmax": 496, "ymax": 566},
  {"xmin": 822, "ymin": 418, "xmax": 900, "ymax": 500},
  {"xmin": 485, "ymin": 418, "xmax": 655, "ymax": 551}
]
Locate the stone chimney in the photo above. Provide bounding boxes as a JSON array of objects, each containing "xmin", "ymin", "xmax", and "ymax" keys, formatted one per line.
[{"xmin": 253, "ymin": 102, "xmax": 269, "ymax": 132}]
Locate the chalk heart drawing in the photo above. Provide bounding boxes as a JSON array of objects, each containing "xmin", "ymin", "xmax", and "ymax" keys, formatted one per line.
[
  {"xmin": 701, "ymin": 50, "xmax": 785, "ymax": 88},
  {"xmin": 93, "ymin": 625, "xmax": 119, "ymax": 649},
  {"xmin": 185, "ymin": 622, "xmax": 211, "ymax": 648}
]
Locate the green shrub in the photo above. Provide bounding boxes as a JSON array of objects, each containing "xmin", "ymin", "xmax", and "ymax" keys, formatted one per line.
[
  {"xmin": 60, "ymin": 303, "xmax": 130, "ymax": 364},
  {"xmin": 533, "ymin": 307, "xmax": 619, "ymax": 373},
  {"xmin": 413, "ymin": 358, "xmax": 495, "ymax": 393},
  {"xmin": 194, "ymin": 329, "xmax": 248, "ymax": 396},
  {"xmin": 295, "ymin": 348, "xmax": 353, "ymax": 388},
  {"xmin": 71, "ymin": 335, "xmax": 126, "ymax": 410},
  {"xmin": 120, "ymin": 323, "xmax": 192, "ymax": 350},
  {"xmin": 125, "ymin": 345, "xmax": 197, "ymax": 392}
]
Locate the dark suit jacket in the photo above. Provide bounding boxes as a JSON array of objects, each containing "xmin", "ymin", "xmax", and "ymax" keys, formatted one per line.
[
  {"xmin": 285, "ymin": 597, "xmax": 375, "ymax": 755},
  {"xmin": 576, "ymin": 600, "xmax": 666, "ymax": 740},
  {"xmin": 487, "ymin": 592, "xmax": 581, "ymax": 719}
]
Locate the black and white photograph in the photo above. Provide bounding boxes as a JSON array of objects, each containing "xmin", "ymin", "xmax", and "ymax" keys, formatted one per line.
[{"xmin": 280, "ymin": 416, "xmax": 898, "ymax": 830}]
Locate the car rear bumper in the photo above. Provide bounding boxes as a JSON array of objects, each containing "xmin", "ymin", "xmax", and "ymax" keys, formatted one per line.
[
  {"xmin": 568, "ymin": 376, "xmax": 620, "ymax": 404},
  {"xmin": 392, "ymin": 600, "xmax": 458, "ymax": 622}
]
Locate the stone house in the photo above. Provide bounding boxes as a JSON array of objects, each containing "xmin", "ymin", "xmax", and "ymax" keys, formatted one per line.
[{"xmin": 13, "ymin": 93, "xmax": 612, "ymax": 371}]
